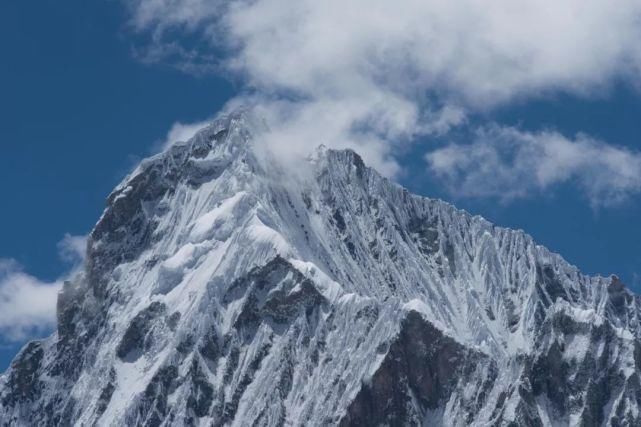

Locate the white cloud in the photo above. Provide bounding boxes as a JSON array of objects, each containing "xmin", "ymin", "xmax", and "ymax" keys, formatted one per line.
[
  {"xmin": 237, "ymin": 95, "xmax": 426, "ymax": 177},
  {"xmin": 122, "ymin": 0, "xmax": 641, "ymax": 185},
  {"xmin": 125, "ymin": 0, "xmax": 222, "ymax": 33},
  {"xmin": 0, "ymin": 260, "xmax": 62, "ymax": 342},
  {"xmin": 161, "ymin": 119, "xmax": 213, "ymax": 150},
  {"xmin": 222, "ymin": 0, "xmax": 641, "ymax": 107},
  {"xmin": 0, "ymin": 233, "xmax": 88, "ymax": 342},
  {"xmin": 125, "ymin": 0, "xmax": 641, "ymax": 103},
  {"xmin": 425, "ymin": 126, "xmax": 641, "ymax": 206},
  {"xmin": 57, "ymin": 233, "xmax": 88, "ymax": 265}
]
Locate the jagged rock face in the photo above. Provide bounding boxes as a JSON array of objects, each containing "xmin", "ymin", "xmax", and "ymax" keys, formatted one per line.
[{"xmin": 1, "ymin": 111, "xmax": 640, "ymax": 426}]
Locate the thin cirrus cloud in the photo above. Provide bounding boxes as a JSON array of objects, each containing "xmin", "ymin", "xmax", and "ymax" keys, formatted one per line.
[
  {"xmin": 0, "ymin": 234, "xmax": 87, "ymax": 342},
  {"xmin": 426, "ymin": 126, "xmax": 641, "ymax": 207},
  {"xmin": 123, "ymin": 0, "xmax": 641, "ymax": 199}
]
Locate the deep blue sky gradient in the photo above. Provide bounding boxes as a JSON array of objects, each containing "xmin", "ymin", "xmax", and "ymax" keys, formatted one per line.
[{"xmin": 1, "ymin": 0, "xmax": 640, "ymax": 369}]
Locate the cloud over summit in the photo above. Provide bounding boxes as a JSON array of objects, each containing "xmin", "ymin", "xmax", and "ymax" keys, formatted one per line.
[{"xmin": 124, "ymin": 0, "xmax": 641, "ymax": 201}]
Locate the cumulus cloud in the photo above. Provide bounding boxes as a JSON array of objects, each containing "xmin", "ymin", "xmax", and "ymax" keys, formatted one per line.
[
  {"xmin": 0, "ymin": 260, "xmax": 62, "ymax": 341},
  {"xmin": 125, "ymin": 0, "xmax": 641, "ymax": 102},
  {"xmin": 122, "ymin": 0, "xmax": 641, "ymax": 185},
  {"xmin": 0, "ymin": 233, "xmax": 88, "ymax": 342},
  {"xmin": 426, "ymin": 126, "xmax": 641, "ymax": 207}
]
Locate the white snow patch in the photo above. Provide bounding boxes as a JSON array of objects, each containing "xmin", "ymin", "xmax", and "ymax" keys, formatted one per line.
[
  {"xmin": 189, "ymin": 192, "xmax": 249, "ymax": 243},
  {"xmin": 156, "ymin": 242, "xmax": 212, "ymax": 294}
]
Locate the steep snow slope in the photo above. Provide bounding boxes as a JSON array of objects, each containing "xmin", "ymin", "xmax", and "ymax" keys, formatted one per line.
[{"xmin": 1, "ymin": 111, "xmax": 640, "ymax": 426}]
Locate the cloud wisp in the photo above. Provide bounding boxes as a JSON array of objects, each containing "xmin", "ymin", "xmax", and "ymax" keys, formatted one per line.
[
  {"xmin": 0, "ymin": 260, "xmax": 62, "ymax": 342},
  {"xmin": 160, "ymin": 118, "xmax": 214, "ymax": 150},
  {"xmin": 57, "ymin": 233, "xmax": 89, "ymax": 266},
  {"xmin": 0, "ymin": 234, "xmax": 87, "ymax": 342},
  {"xmin": 426, "ymin": 126, "xmax": 641, "ymax": 207},
  {"xmin": 123, "ymin": 0, "xmax": 641, "ymax": 199}
]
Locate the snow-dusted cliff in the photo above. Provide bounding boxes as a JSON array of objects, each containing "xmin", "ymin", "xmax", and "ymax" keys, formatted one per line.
[{"xmin": 1, "ymin": 111, "xmax": 640, "ymax": 426}]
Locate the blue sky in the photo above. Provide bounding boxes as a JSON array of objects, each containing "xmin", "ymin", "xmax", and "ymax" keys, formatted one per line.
[{"xmin": 1, "ymin": 0, "xmax": 641, "ymax": 369}]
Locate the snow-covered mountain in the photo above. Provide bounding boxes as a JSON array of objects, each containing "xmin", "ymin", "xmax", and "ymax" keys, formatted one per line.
[{"xmin": 1, "ymin": 110, "xmax": 640, "ymax": 426}]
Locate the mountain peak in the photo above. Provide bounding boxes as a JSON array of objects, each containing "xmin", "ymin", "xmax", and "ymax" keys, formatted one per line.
[{"xmin": 2, "ymin": 110, "xmax": 640, "ymax": 426}]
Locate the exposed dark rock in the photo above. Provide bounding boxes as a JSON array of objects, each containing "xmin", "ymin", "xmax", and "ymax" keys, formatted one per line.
[
  {"xmin": 137, "ymin": 365, "xmax": 179, "ymax": 427},
  {"xmin": 536, "ymin": 264, "xmax": 569, "ymax": 307},
  {"xmin": 225, "ymin": 257, "xmax": 326, "ymax": 330},
  {"xmin": 340, "ymin": 311, "xmax": 491, "ymax": 426},
  {"xmin": 117, "ymin": 301, "xmax": 167, "ymax": 361},
  {"xmin": 96, "ymin": 369, "xmax": 117, "ymax": 417},
  {"xmin": 1, "ymin": 342, "xmax": 44, "ymax": 406},
  {"xmin": 186, "ymin": 359, "xmax": 214, "ymax": 418},
  {"xmin": 408, "ymin": 216, "xmax": 439, "ymax": 256}
]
